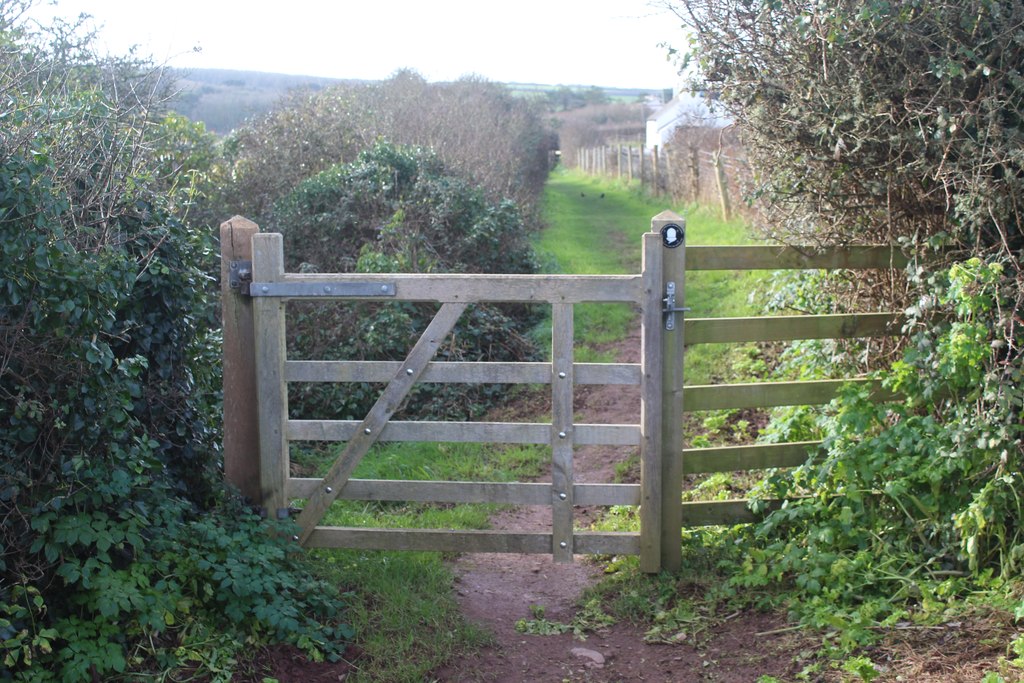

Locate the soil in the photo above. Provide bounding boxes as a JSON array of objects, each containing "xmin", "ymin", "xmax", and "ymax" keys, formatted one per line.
[{"xmin": 432, "ymin": 330, "xmax": 800, "ymax": 683}]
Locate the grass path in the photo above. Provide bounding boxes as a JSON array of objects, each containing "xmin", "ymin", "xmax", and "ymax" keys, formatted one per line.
[
  {"xmin": 298, "ymin": 169, "xmax": 767, "ymax": 682},
  {"xmin": 438, "ymin": 170, "xmax": 797, "ymax": 682},
  {"xmin": 539, "ymin": 168, "xmax": 762, "ymax": 381}
]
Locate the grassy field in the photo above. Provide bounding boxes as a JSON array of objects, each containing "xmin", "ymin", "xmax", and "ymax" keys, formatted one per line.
[{"xmin": 301, "ymin": 168, "xmax": 764, "ymax": 681}]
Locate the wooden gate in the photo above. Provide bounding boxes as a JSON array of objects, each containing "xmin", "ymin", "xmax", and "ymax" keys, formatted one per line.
[
  {"xmin": 222, "ymin": 212, "xmax": 687, "ymax": 572},
  {"xmin": 220, "ymin": 212, "xmax": 908, "ymax": 574}
]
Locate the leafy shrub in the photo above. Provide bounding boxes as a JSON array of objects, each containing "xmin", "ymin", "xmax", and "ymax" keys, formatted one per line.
[
  {"xmin": 220, "ymin": 71, "xmax": 554, "ymax": 225},
  {"xmin": 669, "ymin": 0, "xmax": 1024, "ymax": 648},
  {"xmin": 271, "ymin": 141, "xmax": 543, "ymax": 421},
  {"xmin": 739, "ymin": 258, "xmax": 1022, "ymax": 643},
  {"xmin": 0, "ymin": 14, "xmax": 350, "ymax": 680}
]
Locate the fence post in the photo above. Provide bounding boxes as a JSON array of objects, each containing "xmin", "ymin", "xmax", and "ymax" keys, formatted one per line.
[
  {"xmin": 251, "ymin": 233, "xmax": 290, "ymax": 519},
  {"xmin": 689, "ymin": 148, "xmax": 700, "ymax": 203},
  {"xmin": 653, "ymin": 146, "xmax": 661, "ymax": 196},
  {"xmin": 220, "ymin": 216, "xmax": 261, "ymax": 504},
  {"xmin": 659, "ymin": 210, "xmax": 686, "ymax": 572},
  {"xmin": 663, "ymin": 144, "xmax": 674, "ymax": 200},
  {"xmin": 713, "ymin": 151, "xmax": 733, "ymax": 221},
  {"xmin": 657, "ymin": 211, "xmax": 685, "ymax": 572},
  {"xmin": 640, "ymin": 211, "xmax": 686, "ymax": 572}
]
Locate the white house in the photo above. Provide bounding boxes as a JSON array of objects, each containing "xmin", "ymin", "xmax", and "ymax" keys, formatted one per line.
[{"xmin": 645, "ymin": 93, "xmax": 729, "ymax": 149}]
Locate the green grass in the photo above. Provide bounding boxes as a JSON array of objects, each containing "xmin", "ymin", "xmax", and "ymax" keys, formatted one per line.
[
  {"xmin": 291, "ymin": 441, "xmax": 548, "ymax": 682},
  {"xmin": 539, "ymin": 168, "xmax": 764, "ymax": 382},
  {"xmin": 294, "ymin": 441, "xmax": 547, "ymax": 532},
  {"xmin": 310, "ymin": 549, "xmax": 492, "ymax": 682}
]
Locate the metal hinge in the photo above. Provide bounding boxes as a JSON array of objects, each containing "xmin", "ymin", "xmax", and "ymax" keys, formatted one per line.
[
  {"xmin": 228, "ymin": 260, "xmax": 253, "ymax": 295},
  {"xmin": 663, "ymin": 281, "xmax": 690, "ymax": 331},
  {"xmin": 249, "ymin": 282, "xmax": 396, "ymax": 298}
]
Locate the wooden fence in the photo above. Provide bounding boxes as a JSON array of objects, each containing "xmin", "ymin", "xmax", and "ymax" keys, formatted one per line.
[
  {"xmin": 220, "ymin": 214, "xmax": 909, "ymax": 573},
  {"xmin": 575, "ymin": 141, "xmax": 749, "ymax": 221}
]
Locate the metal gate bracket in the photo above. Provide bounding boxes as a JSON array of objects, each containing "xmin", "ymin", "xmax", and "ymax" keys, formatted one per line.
[
  {"xmin": 662, "ymin": 281, "xmax": 690, "ymax": 331},
  {"xmin": 228, "ymin": 260, "xmax": 253, "ymax": 295}
]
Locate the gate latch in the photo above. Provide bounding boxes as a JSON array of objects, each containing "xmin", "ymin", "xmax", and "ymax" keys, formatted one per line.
[
  {"xmin": 229, "ymin": 260, "xmax": 253, "ymax": 295},
  {"xmin": 663, "ymin": 281, "xmax": 690, "ymax": 331}
]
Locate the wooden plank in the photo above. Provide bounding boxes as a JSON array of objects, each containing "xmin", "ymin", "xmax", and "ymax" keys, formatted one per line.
[
  {"xmin": 680, "ymin": 498, "xmax": 788, "ymax": 526},
  {"xmin": 686, "ymin": 245, "xmax": 910, "ymax": 271},
  {"xmin": 573, "ymin": 532, "xmax": 641, "ymax": 556},
  {"xmin": 262, "ymin": 271, "xmax": 642, "ymax": 303},
  {"xmin": 536, "ymin": 423, "xmax": 639, "ymax": 447},
  {"xmin": 287, "ymin": 420, "xmax": 641, "ymax": 446},
  {"xmin": 305, "ymin": 528, "xmax": 643, "ymax": 555},
  {"xmin": 290, "ymin": 419, "xmax": 548, "ymax": 444},
  {"xmin": 683, "ymin": 378, "xmax": 895, "ymax": 411},
  {"xmin": 290, "ymin": 479, "xmax": 550, "ymax": 504},
  {"xmin": 551, "ymin": 303, "xmax": 575, "ymax": 562},
  {"xmin": 294, "ymin": 302, "xmax": 468, "ymax": 544},
  {"xmin": 658, "ymin": 213, "xmax": 686, "ymax": 573},
  {"xmin": 220, "ymin": 216, "xmax": 261, "ymax": 504},
  {"xmin": 251, "ymin": 233, "xmax": 290, "ymax": 519},
  {"xmin": 307, "ymin": 528, "xmax": 553, "ymax": 553},
  {"xmin": 575, "ymin": 363, "xmax": 641, "ymax": 386},
  {"xmin": 639, "ymin": 231, "xmax": 663, "ymax": 572},
  {"xmin": 682, "ymin": 441, "xmax": 824, "ymax": 474},
  {"xmin": 285, "ymin": 360, "xmax": 641, "ymax": 386},
  {"xmin": 287, "ymin": 479, "xmax": 641, "ymax": 506},
  {"xmin": 685, "ymin": 313, "xmax": 904, "ymax": 345},
  {"xmin": 575, "ymin": 483, "xmax": 641, "ymax": 506}
]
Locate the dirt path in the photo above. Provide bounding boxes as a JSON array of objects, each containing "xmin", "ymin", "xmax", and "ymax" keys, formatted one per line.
[{"xmin": 434, "ymin": 330, "xmax": 798, "ymax": 683}]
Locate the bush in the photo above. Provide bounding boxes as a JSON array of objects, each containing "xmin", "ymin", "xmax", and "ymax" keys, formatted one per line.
[
  {"xmin": 0, "ymin": 13, "xmax": 350, "ymax": 680},
  {"xmin": 219, "ymin": 71, "xmax": 555, "ymax": 225},
  {"xmin": 740, "ymin": 258, "xmax": 1022, "ymax": 644},
  {"xmin": 669, "ymin": 0, "xmax": 1024, "ymax": 647},
  {"xmin": 271, "ymin": 141, "xmax": 542, "ymax": 421}
]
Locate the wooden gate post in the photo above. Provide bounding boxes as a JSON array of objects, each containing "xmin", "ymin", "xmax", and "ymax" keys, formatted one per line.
[
  {"xmin": 640, "ymin": 211, "xmax": 686, "ymax": 572},
  {"xmin": 251, "ymin": 233, "xmax": 291, "ymax": 520},
  {"xmin": 221, "ymin": 216, "xmax": 261, "ymax": 504}
]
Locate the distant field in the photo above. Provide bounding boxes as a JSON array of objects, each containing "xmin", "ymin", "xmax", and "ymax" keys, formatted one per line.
[{"xmin": 168, "ymin": 68, "xmax": 356, "ymax": 134}]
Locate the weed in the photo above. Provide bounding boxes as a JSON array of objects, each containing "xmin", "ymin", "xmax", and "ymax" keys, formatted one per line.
[
  {"xmin": 841, "ymin": 655, "xmax": 881, "ymax": 682},
  {"xmin": 514, "ymin": 599, "xmax": 615, "ymax": 640}
]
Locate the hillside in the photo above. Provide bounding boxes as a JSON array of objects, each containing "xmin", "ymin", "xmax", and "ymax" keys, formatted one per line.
[
  {"xmin": 168, "ymin": 68, "xmax": 667, "ymax": 135},
  {"xmin": 168, "ymin": 68, "xmax": 359, "ymax": 134}
]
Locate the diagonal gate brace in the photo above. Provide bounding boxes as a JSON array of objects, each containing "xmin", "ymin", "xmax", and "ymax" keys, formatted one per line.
[{"xmin": 295, "ymin": 302, "xmax": 468, "ymax": 544}]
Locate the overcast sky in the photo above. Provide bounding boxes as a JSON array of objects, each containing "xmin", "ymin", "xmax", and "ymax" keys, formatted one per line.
[{"xmin": 25, "ymin": 0, "xmax": 688, "ymax": 90}]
